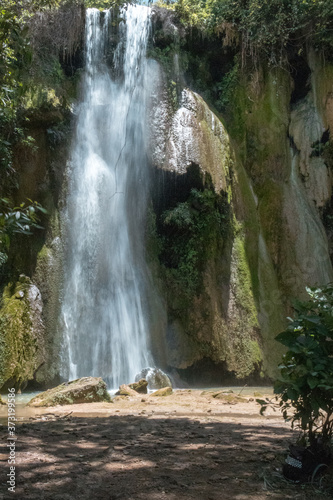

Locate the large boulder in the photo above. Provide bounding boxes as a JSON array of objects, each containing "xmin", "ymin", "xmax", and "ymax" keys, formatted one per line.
[
  {"xmin": 27, "ymin": 377, "xmax": 111, "ymax": 407},
  {"xmin": 135, "ymin": 368, "xmax": 172, "ymax": 390},
  {"xmin": 150, "ymin": 387, "xmax": 173, "ymax": 397},
  {"xmin": 115, "ymin": 384, "xmax": 140, "ymax": 397},
  {"xmin": 128, "ymin": 379, "xmax": 148, "ymax": 394}
]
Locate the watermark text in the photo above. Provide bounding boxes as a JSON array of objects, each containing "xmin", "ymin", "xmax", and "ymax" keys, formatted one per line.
[{"xmin": 7, "ymin": 388, "xmax": 16, "ymax": 493}]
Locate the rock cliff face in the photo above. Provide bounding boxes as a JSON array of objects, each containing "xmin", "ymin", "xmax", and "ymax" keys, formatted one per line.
[
  {"xmin": 150, "ymin": 85, "xmax": 231, "ymax": 192},
  {"xmin": 146, "ymin": 36, "xmax": 333, "ymax": 382},
  {"xmin": 148, "ymin": 82, "xmax": 264, "ymax": 380},
  {"xmin": 1, "ymin": 7, "xmax": 333, "ymax": 389},
  {"xmin": 0, "ymin": 105, "xmax": 71, "ymax": 390}
]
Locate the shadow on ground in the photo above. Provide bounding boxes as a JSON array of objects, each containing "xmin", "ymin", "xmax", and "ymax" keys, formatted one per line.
[{"xmin": 0, "ymin": 414, "xmax": 332, "ymax": 500}]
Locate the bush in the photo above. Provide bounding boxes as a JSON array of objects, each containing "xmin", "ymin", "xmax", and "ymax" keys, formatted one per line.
[{"xmin": 274, "ymin": 284, "xmax": 333, "ymax": 446}]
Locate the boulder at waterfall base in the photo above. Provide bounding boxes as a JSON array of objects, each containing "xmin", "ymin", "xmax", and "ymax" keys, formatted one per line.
[
  {"xmin": 115, "ymin": 384, "xmax": 140, "ymax": 397},
  {"xmin": 27, "ymin": 377, "xmax": 112, "ymax": 407},
  {"xmin": 129, "ymin": 378, "xmax": 148, "ymax": 394},
  {"xmin": 135, "ymin": 368, "xmax": 172, "ymax": 390},
  {"xmin": 150, "ymin": 387, "xmax": 173, "ymax": 397}
]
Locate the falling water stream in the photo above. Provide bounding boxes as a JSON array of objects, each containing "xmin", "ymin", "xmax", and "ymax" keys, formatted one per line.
[{"xmin": 60, "ymin": 5, "xmax": 154, "ymax": 389}]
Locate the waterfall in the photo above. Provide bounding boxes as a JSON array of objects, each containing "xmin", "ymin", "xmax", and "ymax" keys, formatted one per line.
[{"xmin": 60, "ymin": 5, "xmax": 154, "ymax": 389}]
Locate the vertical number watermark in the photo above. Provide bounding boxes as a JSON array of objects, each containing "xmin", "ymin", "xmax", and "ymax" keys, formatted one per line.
[{"xmin": 7, "ymin": 388, "xmax": 16, "ymax": 493}]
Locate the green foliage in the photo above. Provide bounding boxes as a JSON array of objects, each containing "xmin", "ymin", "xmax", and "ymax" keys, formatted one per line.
[
  {"xmin": 0, "ymin": 1, "xmax": 61, "ymax": 108},
  {"xmin": 308, "ymin": 0, "xmax": 333, "ymax": 54},
  {"xmin": 0, "ymin": 0, "xmax": 64, "ymax": 190},
  {"xmin": 0, "ymin": 198, "xmax": 47, "ymax": 258},
  {"xmin": 156, "ymin": 0, "xmax": 209, "ymax": 29},
  {"xmin": 84, "ymin": 0, "xmax": 134, "ymax": 9},
  {"xmin": 158, "ymin": 188, "xmax": 230, "ymax": 313},
  {"xmin": 173, "ymin": 0, "xmax": 209, "ymax": 29},
  {"xmin": 323, "ymin": 141, "xmax": 333, "ymax": 170},
  {"xmin": 165, "ymin": 0, "xmax": 333, "ymax": 63},
  {"xmin": 209, "ymin": 0, "xmax": 306, "ymax": 63},
  {"xmin": 148, "ymin": 45, "xmax": 176, "ymax": 70},
  {"xmin": 274, "ymin": 284, "xmax": 333, "ymax": 444},
  {"xmin": 215, "ymin": 59, "xmax": 239, "ymax": 110}
]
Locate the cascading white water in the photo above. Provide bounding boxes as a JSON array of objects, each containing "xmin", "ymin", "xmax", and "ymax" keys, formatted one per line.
[{"xmin": 60, "ymin": 5, "xmax": 154, "ymax": 389}]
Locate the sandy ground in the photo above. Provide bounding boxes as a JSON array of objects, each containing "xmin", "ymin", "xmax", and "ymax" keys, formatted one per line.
[{"xmin": 0, "ymin": 388, "xmax": 332, "ymax": 500}]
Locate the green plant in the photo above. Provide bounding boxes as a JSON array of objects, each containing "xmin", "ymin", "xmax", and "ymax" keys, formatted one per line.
[
  {"xmin": 323, "ymin": 142, "xmax": 333, "ymax": 170},
  {"xmin": 0, "ymin": 198, "xmax": 47, "ymax": 257},
  {"xmin": 274, "ymin": 284, "xmax": 333, "ymax": 446},
  {"xmin": 158, "ymin": 187, "xmax": 230, "ymax": 314},
  {"xmin": 215, "ymin": 59, "xmax": 240, "ymax": 110},
  {"xmin": 165, "ymin": 0, "xmax": 333, "ymax": 64},
  {"xmin": 156, "ymin": 0, "xmax": 209, "ymax": 29},
  {"xmin": 84, "ymin": 0, "xmax": 134, "ymax": 9}
]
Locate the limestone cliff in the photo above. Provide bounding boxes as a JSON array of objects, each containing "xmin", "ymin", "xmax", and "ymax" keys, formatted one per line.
[
  {"xmin": 148, "ymin": 80, "xmax": 265, "ymax": 380},
  {"xmin": 146, "ymin": 42, "xmax": 333, "ymax": 381}
]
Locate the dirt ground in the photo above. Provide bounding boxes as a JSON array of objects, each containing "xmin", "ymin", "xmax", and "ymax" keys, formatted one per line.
[{"xmin": 0, "ymin": 388, "xmax": 332, "ymax": 500}]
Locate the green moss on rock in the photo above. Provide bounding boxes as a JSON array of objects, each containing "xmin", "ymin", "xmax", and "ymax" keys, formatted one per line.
[
  {"xmin": 218, "ymin": 231, "xmax": 263, "ymax": 379},
  {"xmin": 0, "ymin": 278, "xmax": 44, "ymax": 389},
  {"xmin": 150, "ymin": 386, "xmax": 173, "ymax": 397}
]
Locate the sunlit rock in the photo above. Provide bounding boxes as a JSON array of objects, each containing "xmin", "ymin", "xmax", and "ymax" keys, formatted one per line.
[
  {"xmin": 135, "ymin": 368, "xmax": 172, "ymax": 390},
  {"xmin": 150, "ymin": 387, "xmax": 173, "ymax": 397},
  {"xmin": 115, "ymin": 384, "xmax": 140, "ymax": 398},
  {"xmin": 129, "ymin": 379, "xmax": 148, "ymax": 394},
  {"xmin": 27, "ymin": 377, "xmax": 111, "ymax": 407},
  {"xmin": 149, "ymin": 87, "xmax": 232, "ymax": 193}
]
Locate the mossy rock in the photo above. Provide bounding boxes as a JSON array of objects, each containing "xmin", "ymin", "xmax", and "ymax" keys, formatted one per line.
[
  {"xmin": 27, "ymin": 377, "xmax": 112, "ymax": 407},
  {"xmin": 0, "ymin": 395, "xmax": 6, "ymax": 405},
  {"xmin": 150, "ymin": 386, "xmax": 173, "ymax": 397},
  {"xmin": 0, "ymin": 278, "xmax": 45, "ymax": 390},
  {"xmin": 129, "ymin": 379, "xmax": 148, "ymax": 394}
]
